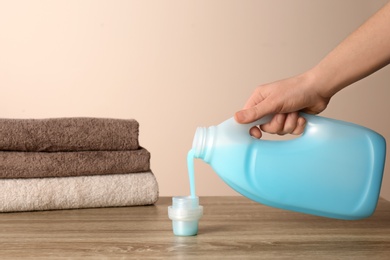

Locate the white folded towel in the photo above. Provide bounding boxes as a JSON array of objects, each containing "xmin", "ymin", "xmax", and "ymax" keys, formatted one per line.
[{"xmin": 0, "ymin": 172, "xmax": 159, "ymax": 212}]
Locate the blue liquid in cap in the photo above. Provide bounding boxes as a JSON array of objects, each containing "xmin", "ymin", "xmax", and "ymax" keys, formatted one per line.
[{"xmin": 168, "ymin": 196, "xmax": 203, "ymax": 236}]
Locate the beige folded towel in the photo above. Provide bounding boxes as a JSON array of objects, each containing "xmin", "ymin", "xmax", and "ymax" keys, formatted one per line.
[
  {"xmin": 0, "ymin": 172, "xmax": 159, "ymax": 212},
  {"xmin": 0, "ymin": 117, "xmax": 139, "ymax": 152},
  {"xmin": 0, "ymin": 148, "xmax": 150, "ymax": 178}
]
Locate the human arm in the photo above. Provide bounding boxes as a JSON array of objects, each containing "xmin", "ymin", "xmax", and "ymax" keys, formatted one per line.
[{"xmin": 235, "ymin": 1, "xmax": 390, "ymax": 138}]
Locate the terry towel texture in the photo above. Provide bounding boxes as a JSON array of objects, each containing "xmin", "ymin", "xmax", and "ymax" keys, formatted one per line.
[
  {"xmin": 0, "ymin": 117, "xmax": 139, "ymax": 152},
  {"xmin": 0, "ymin": 148, "xmax": 150, "ymax": 178},
  {"xmin": 0, "ymin": 172, "xmax": 159, "ymax": 212},
  {"xmin": 0, "ymin": 117, "xmax": 159, "ymax": 212}
]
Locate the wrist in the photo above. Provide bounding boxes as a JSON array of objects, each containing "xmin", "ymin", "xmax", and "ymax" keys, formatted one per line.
[{"xmin": 304, "ymin": 65, "xmax": 341, "ymax": 99}]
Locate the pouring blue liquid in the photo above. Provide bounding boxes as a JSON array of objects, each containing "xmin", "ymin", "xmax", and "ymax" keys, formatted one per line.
[
  {"xmin": 187, "ymin": 149, "xmax": 196, "ymax": 198},
  {"xmin": 168, "ymin": 151, "xmax": 202, "ymax": 236}
]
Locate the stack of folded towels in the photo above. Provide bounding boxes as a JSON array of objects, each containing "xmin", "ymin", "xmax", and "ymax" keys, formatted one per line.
[{"xmin": 0, "ymin": 117, "xmax": 158, "ymax": 212}]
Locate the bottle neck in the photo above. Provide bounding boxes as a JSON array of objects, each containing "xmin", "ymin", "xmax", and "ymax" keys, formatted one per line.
[{"xmin": 192, "ymin": 126, "xmax": 216, "ymax": 163}]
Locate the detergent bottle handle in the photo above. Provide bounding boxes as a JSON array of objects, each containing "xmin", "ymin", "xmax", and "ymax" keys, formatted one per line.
[
  {"xmin": 243, "ymin": 112, "xmax": 314, "ymax": 136},
  {"xmin": 194, "ymin": 113, "xmax": 316, "ymax": 161},
  {"xmin": 245, "ymin": 114, "xmax": 274, "ymax": 129}
]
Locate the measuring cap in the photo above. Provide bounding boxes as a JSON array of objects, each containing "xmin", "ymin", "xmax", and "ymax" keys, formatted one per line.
[{"xmin": 168, "ymin": 196, "xmax": 203, "ymax": 236}]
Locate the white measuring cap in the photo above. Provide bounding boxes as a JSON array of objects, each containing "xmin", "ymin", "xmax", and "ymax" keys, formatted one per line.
[{"xmin": 168, "ymin": 196, "xmax": 203, "ymax": 236}]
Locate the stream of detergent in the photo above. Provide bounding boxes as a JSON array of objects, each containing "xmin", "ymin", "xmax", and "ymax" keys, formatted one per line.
[{"xmin": 187, "ymin": 149, "xmax": 196, "ymax": 198}]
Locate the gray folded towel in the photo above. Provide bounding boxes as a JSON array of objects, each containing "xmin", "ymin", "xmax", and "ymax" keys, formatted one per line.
[
  {"xmin": 0, "ymin": 172, "xmax": 159, "ymax": 212},
  {"xmin": 0, "ymin": 148, "xmax": 150, "ymax": 178},
  {"xmin": 0, "ymin": 117, "xmax": 139, "ymax": 152}
]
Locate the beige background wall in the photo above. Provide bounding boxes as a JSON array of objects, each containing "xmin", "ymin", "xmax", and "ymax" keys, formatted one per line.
[{"xmin": 1, "ymin": 0, "xmax": 389, "ymax": 201}]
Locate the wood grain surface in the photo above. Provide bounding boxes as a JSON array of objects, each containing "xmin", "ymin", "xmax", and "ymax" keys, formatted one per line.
[{"xmin": 0, "ymin": 197, "xmax": 389, "ymax": 259}]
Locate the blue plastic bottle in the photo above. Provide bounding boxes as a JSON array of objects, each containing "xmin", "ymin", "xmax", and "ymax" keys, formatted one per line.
[{"xmin": 191, "ymin": 113, "xmax": 386, "ymax": 220}]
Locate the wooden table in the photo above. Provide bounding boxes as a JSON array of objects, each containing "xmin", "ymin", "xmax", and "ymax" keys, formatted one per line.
[{"xmin": 0, "ymin": 197, "xmax": 389, "ymax": 259}]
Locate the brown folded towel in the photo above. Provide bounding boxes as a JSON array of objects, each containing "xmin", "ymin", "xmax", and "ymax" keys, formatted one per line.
[
  {"xmin": 0, "ymin": 117, "xmax": 139, "ymax": 152},
  {"xmin": 0, "ymin": 148, "xmax": 150, "ymax": 178}
]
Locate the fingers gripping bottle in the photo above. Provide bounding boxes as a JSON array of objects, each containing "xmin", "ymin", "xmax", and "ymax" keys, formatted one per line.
[{"xmin": 191, "ymin": 113, "xmax": 386, "ymax": 220}]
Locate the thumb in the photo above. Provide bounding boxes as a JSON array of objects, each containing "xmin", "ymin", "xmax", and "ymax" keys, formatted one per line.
[{"xmin": 235, "ymin": 104, "xmax": 272, "ymax": 124}]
